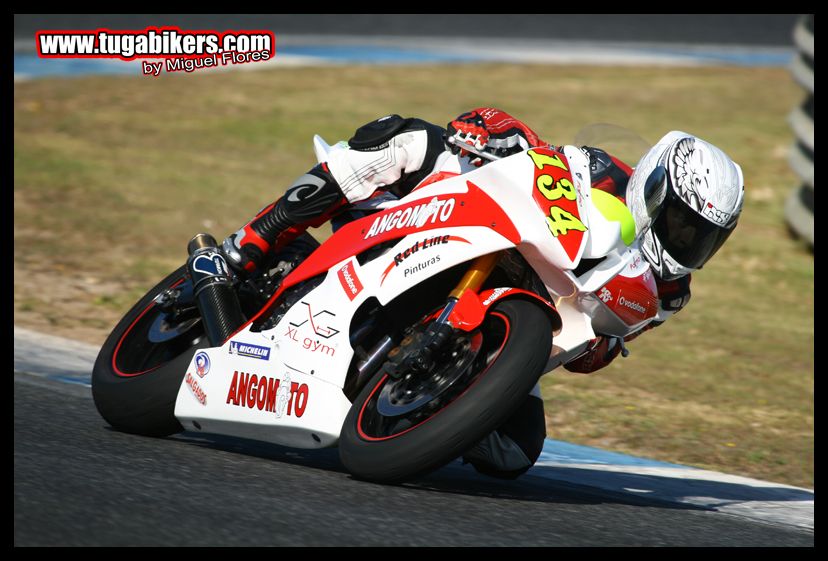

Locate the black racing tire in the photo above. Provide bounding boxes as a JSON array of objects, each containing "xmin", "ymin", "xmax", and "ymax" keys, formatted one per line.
[
  {"xmin": 338, "ymin": 299, "xmax": 554, "ymax": 484},
  {"xmin": 92, "ymin": 265, "xmax": 207, "ymax": 437}
]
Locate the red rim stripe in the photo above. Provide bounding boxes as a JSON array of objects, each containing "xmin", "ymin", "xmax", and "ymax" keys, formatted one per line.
[{"xmin": 111, "ymin": 277, "xmax": 186, "ymax": 378}]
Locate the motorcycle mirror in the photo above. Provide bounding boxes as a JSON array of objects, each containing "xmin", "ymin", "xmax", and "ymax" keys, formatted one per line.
[{"xmin": 644, "ymin": 165, "xmax": 668, "ymax": 220}]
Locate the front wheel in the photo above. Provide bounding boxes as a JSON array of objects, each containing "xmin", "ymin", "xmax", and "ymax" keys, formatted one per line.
[
  {"xmin": 92, "ymin": 265, "xmax": 206, "ymax": 437},
  {"xmin": 338, "ymin": 299, "xmax": 554, "ymax": 483}
]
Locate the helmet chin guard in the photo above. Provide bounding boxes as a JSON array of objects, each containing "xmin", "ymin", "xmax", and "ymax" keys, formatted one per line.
[{"xmin": 641, "ymin": 229, "xmax": 693, "ymax": 281}]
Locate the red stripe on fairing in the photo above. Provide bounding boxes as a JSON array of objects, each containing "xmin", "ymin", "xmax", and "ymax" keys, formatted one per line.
[
  {"xmin": 229, "ymin": 182, "xmax": 520, "ymax": 341},
  {"xmin": 112, "ymin": 278, "xmax": 186, "ymax": 377},
  {"xmin": 355, "ymin": 312, "xmax": 511, "ymax": 442},
  {"xmin": 380, "ymin": 261, "xmax": 396, "ymax": 285}
]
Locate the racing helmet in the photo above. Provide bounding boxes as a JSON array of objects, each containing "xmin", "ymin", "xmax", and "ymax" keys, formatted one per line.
[{"xmin": 626, "ymin": 131, "xmax": 745, "ymax": 280}]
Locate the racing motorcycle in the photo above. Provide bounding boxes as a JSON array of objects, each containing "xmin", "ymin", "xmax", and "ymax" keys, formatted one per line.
[{"xmin": 92, "ymin": 128, "xmax": 663, "ymax": 483}]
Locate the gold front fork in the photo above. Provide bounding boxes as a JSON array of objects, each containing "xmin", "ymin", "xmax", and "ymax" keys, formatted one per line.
[
  {"xmin": 390, "ymin": 251, "xmax": 504, "ymax": 378},
  {"xmin": 449, "ymin": 251, "xmax": 503, "ymax": 300}
]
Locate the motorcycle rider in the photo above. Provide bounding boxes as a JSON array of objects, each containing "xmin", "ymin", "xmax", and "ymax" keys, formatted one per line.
[{"xmin": 220, "ymin": 107, "xmax": 745, "ymax": 479}]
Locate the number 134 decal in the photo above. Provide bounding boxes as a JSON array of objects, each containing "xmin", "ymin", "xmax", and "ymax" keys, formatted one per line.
[{"xmin": 527, "ymin": 148, "xmax": 587, "ymax": 261}]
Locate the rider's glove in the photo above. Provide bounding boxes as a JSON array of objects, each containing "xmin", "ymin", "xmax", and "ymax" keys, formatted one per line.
[
  {"xmin": 446, "ymin": 107, "xmax": 545, "ymax": 166},
  {"xmin": 563, "ymin": 336, "xmax": 623, "ymax": 374},
  {"xmin": 656, "ymin": 273, "xmax": 691, "ymax": 313}
]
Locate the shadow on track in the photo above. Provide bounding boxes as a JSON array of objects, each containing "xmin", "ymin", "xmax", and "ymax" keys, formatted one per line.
[{"xmin": 166, "ymin": 430, "xmax": 727, "ymax": 512}]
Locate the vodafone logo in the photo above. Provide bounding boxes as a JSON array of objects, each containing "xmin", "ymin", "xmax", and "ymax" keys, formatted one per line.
[
  {"xmin": 618, "ymin": 296, "xmax": 647, "ymax": 314},
  {"xmin": 337, "ymin": 261, "xmax": 363, "ymax": 300}
]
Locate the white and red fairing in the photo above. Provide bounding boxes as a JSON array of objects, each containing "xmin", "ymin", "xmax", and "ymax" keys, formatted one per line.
[{"xmin": 174, "ymin": 142, "xmax": 658, "ymax": 449}]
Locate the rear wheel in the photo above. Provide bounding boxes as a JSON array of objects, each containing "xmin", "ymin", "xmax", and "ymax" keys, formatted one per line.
[
  {"xmin": 92, "ymin": 233, "xmax": 320, "ymax": 437},
  {"xmin": 338, "ymin": 299, "xmax": 553, "ymax": 483}
]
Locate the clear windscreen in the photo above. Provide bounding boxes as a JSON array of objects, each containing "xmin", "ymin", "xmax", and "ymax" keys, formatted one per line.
[{"xmin": 572, "ymin": 123, "xmax": 651, "ymax": 170}]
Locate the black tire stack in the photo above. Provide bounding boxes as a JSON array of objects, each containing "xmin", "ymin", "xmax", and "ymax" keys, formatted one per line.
[{"xmin": 785, "ymin": 14, "xmax": 814, "ymax": 248}]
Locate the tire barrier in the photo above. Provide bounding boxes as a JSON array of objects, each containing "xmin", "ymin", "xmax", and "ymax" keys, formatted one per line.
[{"xmin": 785, "ymin": 14, "xmax": 814, "ymax": 248}]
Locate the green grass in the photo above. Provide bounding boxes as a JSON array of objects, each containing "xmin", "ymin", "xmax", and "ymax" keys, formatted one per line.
[{"xmin": 13, "ymin": 64, "xmax": 813, "ymax": 488}]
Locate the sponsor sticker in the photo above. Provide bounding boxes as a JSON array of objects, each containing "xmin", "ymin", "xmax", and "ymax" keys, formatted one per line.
[
  {"xmin": 229, "ymin": 341, "xmax": 271, "ymax": 361},
  {"xmin": 186, "ymin": 372, "xmax": 207, "ymax": 405},
  {"xmin": 482, "ymin": 287, "xmax": 513, "ymax": 306},
  {"xmin": 283, "ymin": 327, "xmax": 337, "ymax": 357},
  {"xmin": 703, "ymin": 201, "xmax": 732, "ymax": 225},
  {"xmin": 404, "ymin": 256, "xmax": 440, "ymax": 278},
  {"xmin": 364, "ymin": 197, "xmax": 456, "ymax": 239},
  {"xmin": 225, "ymin": 371, "xmax": 309, "ymax": 418},
  {"xmin": 192, "ymin": 252, "xmax": 229, "ymax": 277},
  {"xmin": 380, "ymin": 234, "xmax": 469, "ymax": 285},
  {"xmin": 337, "ymin": 261, "xmax": 364, "ymax": 301},
  {"xmin": 284, "ymin": 302, "xmax": 340, "ymax": 357},
  {"xmin": 194, "ymin": 351, "xmax": 211, "ymax": 378},
  {"xmin": 626, "ymin": 254, "xmax": 645, "ymax": 274},
  {"xmin": 618, "ymin": 296, "xmax": 647, "ymax": 314},
  {"xmin": 288, "ymin": 302, "xmax": 339, "ymax": 338}
]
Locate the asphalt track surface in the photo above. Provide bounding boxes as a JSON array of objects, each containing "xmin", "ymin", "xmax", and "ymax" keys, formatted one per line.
[
  {"xmin": 15, "ymin": 14, "xmax": 800, "ymax": 46},
  {"xmin": 14, "ymin": 373, "xmax": 813, "ymax": 546}
]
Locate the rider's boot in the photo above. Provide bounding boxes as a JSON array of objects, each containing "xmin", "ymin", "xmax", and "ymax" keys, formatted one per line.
[
  {"xmin": 462, "ymin": 385, "xmax": 547, "ymax": 479},
  {"xmin": 221, "ymin": 163, "xmax": 347, "ymax": 276}
]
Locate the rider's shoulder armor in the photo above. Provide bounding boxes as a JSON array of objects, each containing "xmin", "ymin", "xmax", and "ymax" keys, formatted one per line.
[
  {"xmin": 348, "ymin": 114, "xmax": 410, "ymax": 151},
  {"xmin": 347, "ymin": 116, "xmax": 447, "ymax": 198}
]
